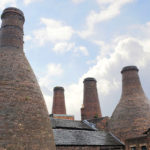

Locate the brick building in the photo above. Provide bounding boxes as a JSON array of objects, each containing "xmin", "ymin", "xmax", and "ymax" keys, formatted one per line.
[
  {"xmin": 0, "ymin": 7, "xmax": 55, "ymax": 149},
  {"xmin": 125, "ymin": 128, "xmax": 150, "ymax": 150}
]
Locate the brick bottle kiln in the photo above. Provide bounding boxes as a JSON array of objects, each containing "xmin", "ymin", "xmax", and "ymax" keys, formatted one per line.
[
  {"xmin": 0, "ymin": 7, "xmax": 56, "ymax": 149},
  {"xmin": 109, "ymin": 66, "xmax": 150, "ymax": 142},
  {"xmin": 81, "ymin": 77, "xmax": 102, "ymax": 120},
  {"xmin": 52, "ymin": 87, "xmax": 66, "ymax": 114}
]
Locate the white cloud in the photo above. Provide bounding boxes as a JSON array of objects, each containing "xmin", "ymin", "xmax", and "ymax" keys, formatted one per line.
[
  {"xmin": 32, "ymin": 18, "xmax": 89, "ymax": 56},
  {"xmin": 39, "ymin": 63, "xmax": 63, "ymax": 87},
  {"xmin": 47, "ymin": 63, "xmax": 63, "ymax": 76},
  {"xmin": 53, "ymin": 42, "xmax": 88, "ymax": 56},
  {"xmin": 74, "ymin": 46, "xmax": 89, "ymax": 56},
  {"xmin": 65, "ymin": 82, "xmax": 83, "ymax": 119},
  {"xmin": 23, "ymin": 0, "xmax": 42, "ymax": 5},
  {"xmin": 43, "ymin": 94, "xmax": 53, "ymax": 114},
  {"xmin": 24, "ymin": 35, "xmax": 32, "ymax": 42},
  {"xmin": 53, "ymin": 42, "xmax": 75, "ymax": 53},
  {"xmin": 0, "ymin": 0, "xmax": 17, "ymax": 10},
  {"xmin": 33, "ymin": 18, "xmax": 74, "ymax": 45},
  {"xmin": 39, "ymin": 63, "xmax": 64, "ymax": 114},
  {"xmin": 79, "ymin": 0, "xmax": 134, "ymax": 38},
  {"xmin": 72, "ymin": 0, "xmax": 85, "ymax": 4}
]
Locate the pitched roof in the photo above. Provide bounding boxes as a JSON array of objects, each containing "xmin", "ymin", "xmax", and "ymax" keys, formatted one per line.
[
  {"xmin": 50, "ymin": 118, "xmax": 94, "ymax": 130},
  {"xmin": 53, "ymin": 129, "xmax": 124, "ymax": 146}
]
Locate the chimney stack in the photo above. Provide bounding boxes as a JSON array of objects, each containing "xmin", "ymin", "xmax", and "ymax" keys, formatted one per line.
[
  {"xmin": 81, "ymin": 77, "xmax": 102, "ymax": 120},
  {"xmin": 109, "ymin": 66, "xmax": 150, "ymax": 141},
  {"xmin": 52, "ymin": 86, "xmax": 66, "ymax": 114},
  {"xmin": 0, "ymin": 7, "xmax": 56, "ymax": 149}
]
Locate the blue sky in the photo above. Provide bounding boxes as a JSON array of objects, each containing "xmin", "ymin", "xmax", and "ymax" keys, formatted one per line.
[{"xmin": 1, "ymin": 0, "xmax": 150, "ymax": 120}]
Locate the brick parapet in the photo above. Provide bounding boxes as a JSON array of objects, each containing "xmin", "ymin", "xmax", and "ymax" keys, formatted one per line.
[{"xmin": 51, "ymin": 114, "xmax": 74, "ymax": 120}]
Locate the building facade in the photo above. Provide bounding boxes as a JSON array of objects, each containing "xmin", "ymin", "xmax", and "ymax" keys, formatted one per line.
[{"xmin": 125, "ymin": 129, "xmax": 150, "ymax": 150}]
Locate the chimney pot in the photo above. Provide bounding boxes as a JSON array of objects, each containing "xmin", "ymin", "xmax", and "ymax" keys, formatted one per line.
[
  {"xmin": 54, "ymin": 86, "xmax": 64, "ymax": 91},
  {"xmin": 83, "ymin": 77, "xmax": 97, "ymax": 83},
  {"xmin": 121, "ymin": 65, "xmax": 139, "ymax": 74}
]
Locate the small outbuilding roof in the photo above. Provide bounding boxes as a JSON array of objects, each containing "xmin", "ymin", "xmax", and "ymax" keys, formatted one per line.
[{"xmin": 53, "ymin": 129, "xmax": 124, "ymax": 146}]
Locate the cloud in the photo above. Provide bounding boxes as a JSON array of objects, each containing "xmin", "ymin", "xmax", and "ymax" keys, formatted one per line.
[
  {"xmin": 79, "ymin": 0, "xmax": 134, "ymax": 38},
  {"xmin": 0, "ymin": 0, "xmax": 17, "ymax": 10},
  {"xmin": 39, "ymin": 63, "xmax": 63, "ymax": 87},
  {"xmin": 32, "ymin": 18, "xmax": 89, "ymax": 56},
  {"xmin": 52, "ymin": 42, "xmax": 88, "ymax": 56},
  {"xmin": 33, "ymin": 18, "xmax": 74, "ymax": 46},
  {"xmin": 39, "ymin": 63, "xmax": 64, "ymax": 114},
  {"xmin": 43, "ymin": 94, "xmax": 53, "ymax": 114},
  {"xmin": 23, "ymin": 0, "xmax": 42, "ymax": 5},
  {"xmin": 53, "ymin": 42, "xmax": 75, "ymax": 53},
  {"xmin": 24, "ymin": 35, "xmax": 32, "ymax": 42},
  {"xmin": 72, "ymin": 0, "xmax": 85, "ymax": 4},
  {"xmin": 74, "ymin": 46, "xmax": 89, "ymax": 56}
]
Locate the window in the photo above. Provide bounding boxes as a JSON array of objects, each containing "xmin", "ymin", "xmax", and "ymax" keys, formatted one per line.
[
  {"xmin": 141, "ymin": 146, "xmax": 147, "ymax": 150},
  {"xmin": 131, "ymin": 147, "xmax": 136, "ymax": 150}
]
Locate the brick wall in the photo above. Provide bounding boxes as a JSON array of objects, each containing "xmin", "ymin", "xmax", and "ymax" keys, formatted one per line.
[
  {"xmin": 88, "ymin": 117, "xmax": 109, "ymax": 131},
  {"xmin": 53, "ymin": 115, "xmax": 74, "ymax": 120}
]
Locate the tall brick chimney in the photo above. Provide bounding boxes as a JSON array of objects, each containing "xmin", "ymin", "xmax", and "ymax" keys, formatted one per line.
[
  {"xmin": 0, "ymin": 7, "xmax": 56, "ymax": 149},
  {"xmin": 81, "ymin": 77, "xmax": 102, "ymax": 120},
  {"xmin": 52, "ymin": 86, "xmax": 66, "ymax": 114},
  {"xmin": 109, "ymin": 66, "xmax": 150, "ymax": 142}
]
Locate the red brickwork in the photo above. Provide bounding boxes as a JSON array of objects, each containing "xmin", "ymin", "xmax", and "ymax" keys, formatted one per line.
[
  {"xmin": 53, "ymin": 115, "xmax": 74, "ymax": 120},
  {"xmin": 52, "ymin": 86, "xmax": 66, "ymax": 114},
  {"xmin": 125, "ymin": 136, "xmax": 147, "ymax": 150},
  {"xmin": 81, "ymin": 78, "xmax": 102, "ymax": 120},
  {"xmin": 108, "ymin": 66, "xmax": 150, "ymax": 142},
  {"xmin": 88, "ymin": 117, "xmax": 109, "ymax": 131},
  {"xmin": 0, "ymin": 7, "xmax": 56, "ymax": 150},
  {"xmin": 125, "ymin": 129, "xmax": 150, "ymax": 150}
]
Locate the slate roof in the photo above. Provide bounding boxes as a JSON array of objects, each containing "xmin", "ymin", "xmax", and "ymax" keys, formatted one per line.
[
  {"xmin": 50, "ymin": 118, "xmax": 94, "ymax": 131},
  {"xmin": 50, "ymin": 118, "xmax": 124, "ymax": 146},
  {"xmin": 53, "ymin": 129, "xmax": 124, "ymax": 146}
]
